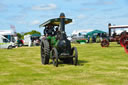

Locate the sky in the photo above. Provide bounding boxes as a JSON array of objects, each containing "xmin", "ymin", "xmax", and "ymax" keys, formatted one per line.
[{"xmin": 0, "ymin": 0, "xmax": 128, "ymax": 35}]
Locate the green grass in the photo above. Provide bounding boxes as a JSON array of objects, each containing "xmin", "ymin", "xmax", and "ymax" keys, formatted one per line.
[{"xmin": 0, "ymin": 42, "xmax": 128, "ymax": 85}]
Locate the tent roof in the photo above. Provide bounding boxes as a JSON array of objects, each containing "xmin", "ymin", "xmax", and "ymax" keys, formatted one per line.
[
  {"xmin": 31, "ymin": 34, "xmax": 41, "ymax": 37},
  {"xmin": 86, "ymin": 30, "xmax": 106, "ymax": 36},
  {"xmin": 0, "ymin": 30, "xmax": 14, "ymax": 35}
]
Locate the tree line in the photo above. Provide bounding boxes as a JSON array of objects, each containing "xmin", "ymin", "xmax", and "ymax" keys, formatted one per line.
[{"xmin": 17, "ymin": 30, "xmax": 41, "ymax": 39}]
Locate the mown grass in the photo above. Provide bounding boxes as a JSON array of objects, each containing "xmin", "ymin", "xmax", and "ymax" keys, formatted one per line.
[{"xmin": 0, "ymin": 42, "xmax": 128, "ymax": 85}]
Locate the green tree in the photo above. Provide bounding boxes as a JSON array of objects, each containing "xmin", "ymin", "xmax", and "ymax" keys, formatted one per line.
[
  {"xmin": 17, "ymin": 33, "xmax": 22, "ymax": 39},
  {"xmin": 24, "ymin": 30, "xmax": 41, "ymax": 35}
]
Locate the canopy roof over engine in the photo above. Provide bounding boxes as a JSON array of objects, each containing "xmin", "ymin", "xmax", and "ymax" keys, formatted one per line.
[
  {"xmin": 39, "ymin": 18, "xmax": 72, "ymax": 28},
  {"xmin": 109, "ymin": 25, "xmax": 128, "ymax": 29}
]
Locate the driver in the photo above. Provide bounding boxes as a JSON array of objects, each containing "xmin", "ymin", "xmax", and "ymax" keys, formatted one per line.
[{"xmin": 44, "ymin": 25, "xmax": 55, "ymax": 36}]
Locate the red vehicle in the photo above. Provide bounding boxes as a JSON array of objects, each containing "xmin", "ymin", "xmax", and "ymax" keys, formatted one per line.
[{"xmin": 101, "ymin": 23, "xmax": 128, "ymax": 54}]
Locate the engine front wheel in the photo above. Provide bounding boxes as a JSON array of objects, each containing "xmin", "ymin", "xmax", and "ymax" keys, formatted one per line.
[
  {"xmin": 52, "ymin": 48, "xmax": 59, "ymax": 67},
  {"xmin": 71, "ymin": 47, "xmax": 78, "ymax": 66}
]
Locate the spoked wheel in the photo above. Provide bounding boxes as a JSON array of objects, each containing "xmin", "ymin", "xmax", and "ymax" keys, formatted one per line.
[
  {"xmin": 71, "ymin": 47, "xmax": 78, "ymax": 66},
  {"xmin": 101, "ymin": 39, "xmax": 109, "ymax": 47},
  {"xmin": 120, "ymin": 37, "xmax": 127, "ymax": 47},
  {"xmin": 52, "ymin": 48, "xmax": 59, "ymax": 67},
  {"xmin": 124, "ymin": 41, "xmax": 128, "ymax": 54},
  {"xmin": 120, "ymin": 32, "xmax": 128, "ymax": 47},
  {"xmin": 41, "ymin": 40, "xmax": 50, "ymax": 65}
]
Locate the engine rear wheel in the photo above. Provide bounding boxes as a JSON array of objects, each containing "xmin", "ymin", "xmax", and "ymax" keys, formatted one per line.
[
  {"xmin": 101, "ymin": 39, "xmax": 109, "ymax": 47},
  {"xmin": 41, "ymin": 40, "xmax": 50, "ymax": 64},
  {"xmin": 71, "ymin": 47, "xmax": 78, "ymax": 66},
  {"xmin": 52, "ymin": 48, "xmax": 58, "ymax": 67},
  {"xmin": 120, "ymin": 36, "xmax": 128, "ymax": 47},
  {"xmin": 120, "ymin": 32, "xmax": 128, "ymax": 47},
  {"xmin": 120, "ymin": 37, "xmax": 126, "ymax": 47},
  {"xmin": 124, "ymin": 41, "xmax": 128, "ymax": 54}
]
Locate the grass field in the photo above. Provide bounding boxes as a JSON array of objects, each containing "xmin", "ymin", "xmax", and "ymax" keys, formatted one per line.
[{"xmin": 0, "ymin": 42, "xmax": 128, "ymax": 85}]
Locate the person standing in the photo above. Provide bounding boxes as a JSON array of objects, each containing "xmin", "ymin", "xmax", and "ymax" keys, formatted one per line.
[{"xmin": 88, "ymin": 35, "xmax": 90, "ymax": 43}]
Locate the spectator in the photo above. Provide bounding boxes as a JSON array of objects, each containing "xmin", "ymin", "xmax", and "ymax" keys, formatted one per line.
[{"xmin": 88, "ymin": 35, "xmax": 90, "ymax": 43}]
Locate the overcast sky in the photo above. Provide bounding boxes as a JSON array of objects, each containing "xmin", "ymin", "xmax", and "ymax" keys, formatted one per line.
[{"xmin": 0, "ymin": 0, "xmax": 128, "ymax": 35}]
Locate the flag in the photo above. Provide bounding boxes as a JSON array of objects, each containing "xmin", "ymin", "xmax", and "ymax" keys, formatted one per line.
[
  {"xmin": 10, "ymin": 25, "xmax": 16, "ymax": 32},
  {"xmin": 10, "ymin": 25, "xmax": 17, "ymax": 36}
]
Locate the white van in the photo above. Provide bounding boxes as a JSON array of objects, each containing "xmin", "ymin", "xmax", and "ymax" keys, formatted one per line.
[
  {"xmin": 0, "ymin": 30, "xmax": 17, "ymax": 48},
  {"xmin": 0, "ymin": 35, "xmax": 13, "ymax": 49}
]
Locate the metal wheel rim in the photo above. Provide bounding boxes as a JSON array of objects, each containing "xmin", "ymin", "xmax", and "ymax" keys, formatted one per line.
[
  {"xmin": 124, "ymin": 42, "xmax": 128, "ymax": 54},
  {"xmin": 52, "ymin": 49, "xmax": 58, "ymax": 67},
  {"xmin": 101, "ymin": 40, "xmax": 109, "ymax": 47},
  {"xmin": 72, "ymin": 47, "xmax": 78, "ymax": 65}
]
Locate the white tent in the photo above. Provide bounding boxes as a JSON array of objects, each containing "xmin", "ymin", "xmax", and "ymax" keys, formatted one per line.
[
  {"xmin": 111, "ymin": 29, "xmax": 128, "ymax": 35},
  {"xmin": 0, "ymin": 30, "xmax": 14, "ymax": 35}
]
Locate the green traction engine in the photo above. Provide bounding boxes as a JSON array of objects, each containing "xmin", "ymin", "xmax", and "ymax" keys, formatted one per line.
[{"xmin": 39, "ymin": 13, "xmax": 78, "ymax": 67}]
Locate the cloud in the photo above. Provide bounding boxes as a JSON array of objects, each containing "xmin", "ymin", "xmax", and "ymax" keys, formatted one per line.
[
  {"xmin": 101, "ymin": 0, "xmax": 115, "ymax": 5},
  {"xmin": 82, "ymin": 0, "xmax": 115, "ymax": 6},
  {"xmin": 7, "ymin": 14, "xmax": 27, "ymax": 25},
  {"xmin": 17, "ymin": 20, "xmax": 27, "ymax": 25},
  {"xmin": 30, "ymin": 20, "xmax": 40, "ymax": 25},
  {"xmin": 77, "ymin": 14, "xmax": 86, "ymax": 19},
  {"xmin": 80, "ymin": 8, "xmax": 96, "ymax": 11},
  {"xmin": 32, "ymin": 3, "xmax": 57, "ymax": 11}
]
